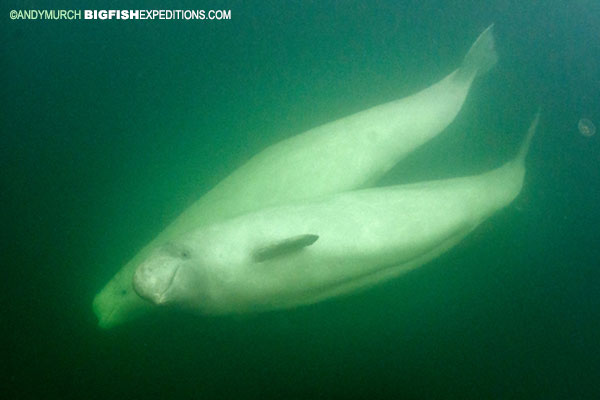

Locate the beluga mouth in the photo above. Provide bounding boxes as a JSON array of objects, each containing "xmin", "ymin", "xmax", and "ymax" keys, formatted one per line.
[{"xmin": 132, "ymin": 258, "xmax": 180, "ymax": 305}]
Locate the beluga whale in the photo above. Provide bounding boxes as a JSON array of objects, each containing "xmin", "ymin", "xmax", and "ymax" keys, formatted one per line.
[
  {"xmin": 133, "ymin": 113, "xmax": 539, "ymax": 316},
  {"xmin": 94, "ymin": 25, "xmax": 498, "ymax": 328}
]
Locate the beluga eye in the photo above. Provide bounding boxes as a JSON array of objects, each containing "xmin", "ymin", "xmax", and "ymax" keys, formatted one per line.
[
  {"xmin": 180, "ymin": 249, "xmax": 191, "ymax": 259},
  {"xmin": 162, "ymin": 242, "xmax": 191, "ymax": 259}
]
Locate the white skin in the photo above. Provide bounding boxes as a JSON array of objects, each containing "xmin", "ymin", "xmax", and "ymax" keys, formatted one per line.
[
  {"xmin": 94, "ymin": 25, "xmax": 497, "ymax": 328},
  {"xmin": 133, "ymin": 113, "xmax": 538, "ymax": 315}
]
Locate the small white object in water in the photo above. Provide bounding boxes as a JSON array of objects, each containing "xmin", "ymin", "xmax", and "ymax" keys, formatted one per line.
[{"xmin": 578, "ymin": 118, "xmax": 596, "ymax": 137}]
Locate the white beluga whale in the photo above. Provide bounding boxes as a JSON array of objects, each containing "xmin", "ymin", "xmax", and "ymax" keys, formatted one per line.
[
  {"xmin": 93, "ymin": 25, "xmax": 497, "ymax": 328},
  {"xmin": 133, "ymin": 113, "xmax": 539, "ymax": 315}
]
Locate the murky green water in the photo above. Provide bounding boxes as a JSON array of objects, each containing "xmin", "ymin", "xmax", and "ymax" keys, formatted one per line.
[{"xmin": 3, "ymin": 1, "xmax": 599, "ymax": 398}]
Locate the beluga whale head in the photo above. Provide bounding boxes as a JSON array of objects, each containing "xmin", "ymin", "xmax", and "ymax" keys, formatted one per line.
[
  {"xmin": 132, "ymin": 241, "xmax": 205, "ymax": 308},
  {"xmin": 131, "ymin": 222, "xmax": 323, "ymax": 316}
]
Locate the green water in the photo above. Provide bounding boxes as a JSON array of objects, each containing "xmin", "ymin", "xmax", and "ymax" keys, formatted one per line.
[{"xmin": 3, "ymin": 0, "xmax": 599, "ymax": 398}]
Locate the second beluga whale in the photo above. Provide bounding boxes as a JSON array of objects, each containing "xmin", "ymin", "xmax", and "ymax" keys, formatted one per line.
[
  {"xmin": 93, "ymin": 25, "xmax": 497, "ymax": 328},
  {"xmin": 133, "ymin": 113, "xmax": 540, "ymax": 314}
]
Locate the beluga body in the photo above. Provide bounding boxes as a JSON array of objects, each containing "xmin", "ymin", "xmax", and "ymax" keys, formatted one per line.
[
  {"xmin": 133, "ymin": 114, "xmax": 539, "ymax": 315},
  {"xmin": 94, "ymin": 25, "xmax": 498, "ymax": 327}
]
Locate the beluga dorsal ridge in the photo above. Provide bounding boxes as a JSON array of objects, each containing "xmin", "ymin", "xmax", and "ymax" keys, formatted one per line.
[{"xmin": 94, "ymin": 25, "xmax": 498, "ymax": 328}]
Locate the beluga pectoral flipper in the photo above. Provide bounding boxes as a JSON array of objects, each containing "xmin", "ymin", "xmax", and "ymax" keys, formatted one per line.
[
  {"xmin": 252, "ymin": 234, "xmax": 319, "ymax": 263},
  {"xmin": 94, "ymin": 25, "xmax": 499, "ymax": 328}
]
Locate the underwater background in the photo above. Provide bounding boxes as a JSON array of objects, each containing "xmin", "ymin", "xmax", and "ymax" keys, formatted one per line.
[{"xmin": 2, "ymin": 0, "xmax": 599, "ymax": 398}]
